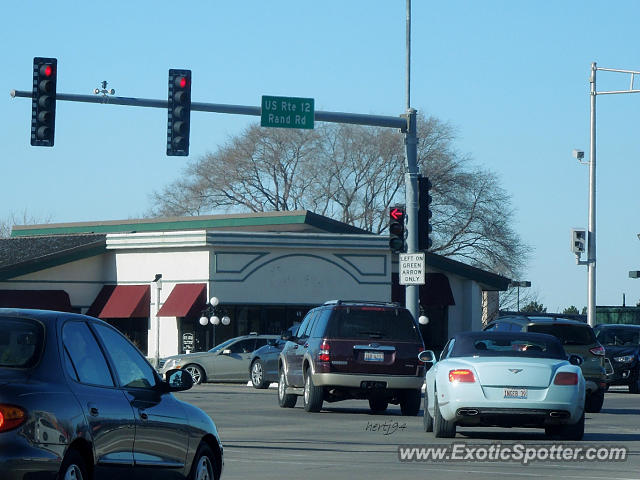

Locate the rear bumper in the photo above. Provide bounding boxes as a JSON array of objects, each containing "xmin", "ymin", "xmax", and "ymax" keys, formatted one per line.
[
  {"xmin": 453, "ymin": 407, "xmax": 575, "ymax": 427},
  {"xmin": 0, "ymin": 436, "xmax": 62, "ymax": 480},
  {"xmin": 311, "ymin": 372, "xmax": 423, "ymax": 390}
]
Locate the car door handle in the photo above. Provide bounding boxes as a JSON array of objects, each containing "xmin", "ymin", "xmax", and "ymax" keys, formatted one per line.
[
  {"xmin": 139, "ymin": 412, "xmax": 148, "ymax": 421},
  {"xmin": 292, "ymin": 345, "xmax": 298, "ymax": 349},
  {"xmin": 303, "ymin": 343, "xmax": 309, "ymax": 348},
  {"xmin": 87, "ymin": 403, "xmax": 99, "ymax": 417}
]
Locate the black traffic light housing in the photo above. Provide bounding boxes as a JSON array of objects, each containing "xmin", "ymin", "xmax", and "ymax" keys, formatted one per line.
[
  {"xmin": 389, "ymin": 205, "xmax": 406, "ymax": 253},
  {"xmin": 31, "ymin": 57, "xmax": 57, "ymax": 147},
  {"xmin": 418, "ymin": 175, "xmax": 433, "ymax": 251},
  {"xmin": 167, "ymin": 69, "xmax": 192, "ymax": 156}
]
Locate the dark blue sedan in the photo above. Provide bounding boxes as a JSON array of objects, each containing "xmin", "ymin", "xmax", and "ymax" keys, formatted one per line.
[{"xmin": 0, "ymin": 308, "xmax": 223, "ymax": 480}]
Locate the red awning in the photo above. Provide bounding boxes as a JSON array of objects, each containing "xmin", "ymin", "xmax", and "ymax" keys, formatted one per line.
[
  {"xmin": 0, "ymin": 289, "xmax": 72, "ymax": 312},
  {"xmin": 157, "ymin": 283, "xmax": 207, "ymax": 318},
  {"xmin": 87, "ymin": 285, "xmax": 150, "ymax": 319}
]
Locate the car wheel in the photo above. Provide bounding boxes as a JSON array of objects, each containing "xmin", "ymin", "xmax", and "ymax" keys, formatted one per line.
[
  {"xmin": 250, "ymin": 360, "xmax": 268, "ymax": 389},
  {"xmin": 560, "ymin": 412, "xmax": 585, "ymax": 441},
  {"xmin": 399, "ymin": 389, "xmax": 421, "ymax": 416},
  {"xmin": 185, "ymin": 364, "xmax": 205, "ymax": 385},
  {"xmin": 433, "ymin": 392, "xmax": 456, "ymax": 438},
  {"xmin": 59, "ymin": 448, "xmax": 88, "ymax": 480},
  {"xmin": 368, "ymin": 397, "xmax": 388, "ymax": 414},
  {"xmin": 278, "ymin": 370, "xmax": 297, "ymax": 408},
  {"xmin": 584, "ymin": 389, "xmax": 604, "ymax": 413},
  {"xmin": 423, "ymin": 391, "xmax": 434, "ymax": 432},
  {"xmin": 629, "ymin": 373, "xmax": 640, "ymax": 394},
  {"xmin": 188, "ymin": 442, "xmax": 217, "ymax": 480},
  {"xmin": 303, "ymin": 371, "xmax": 323, "ymax": 412}
]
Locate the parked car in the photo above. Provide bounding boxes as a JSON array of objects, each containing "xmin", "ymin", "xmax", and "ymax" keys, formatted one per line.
[
  {"xmin": 249, "ymin": 324, "xmax": 300, "ymax": 389},
  {"xmin": 420, "ymin": 331, "xmax": 585, "ymax": 439},
  {"xmin": 160, "ymin": 333, "xmax": 279, "ymax": 384},
  {"xmin": 277, "ymin": 300, "xmax": 426, "ymax": 415},
  {"xmin": 484, "ymin": 314, "xmax": 607, "ymax": 412},
  {"xmin": 593, "ymin": 324, "xmax": 640, "ymax": 393},
  {"xmin": 0, "ymin": 308, "xmax": 223, "ymax": 480}
]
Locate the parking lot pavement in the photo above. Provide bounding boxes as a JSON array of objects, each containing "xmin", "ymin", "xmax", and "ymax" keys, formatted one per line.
[{"xmin": 176, "ymin": 384, "xmax": 640, "ymax": 480}]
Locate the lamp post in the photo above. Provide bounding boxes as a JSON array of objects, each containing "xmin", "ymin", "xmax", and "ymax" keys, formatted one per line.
[
  {"xmin": 580, "ymin": 63, "xmax": 640, "ymax": 327},
  {"xmin": 199, "ymin": 296, "xmax": 231, "ymax": 349},
  {"xmin": 509, "ymin": 281, "xmax": 531, "ymax": 312},
  {"xmin": 152, "ymin": 274, "xmax": 162, "ymax": 368}
]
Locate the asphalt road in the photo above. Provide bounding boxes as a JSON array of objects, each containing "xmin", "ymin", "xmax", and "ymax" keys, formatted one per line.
[{"xmin": 176, "ymin": 385, "xmax": 640, "ymax": 480}]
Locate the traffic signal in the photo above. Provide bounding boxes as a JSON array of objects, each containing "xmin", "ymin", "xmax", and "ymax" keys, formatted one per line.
[
  {"xmin": 167, "ymin": 69, "xmax": 192, "ymax": 156},
  {"xmin": 389, "ymin": 206, "xmax": 406, "ymax": 253},
  {"xmin": 31, "ymin": 57, "xmax": 57, "ymax": 147},
  {"xmin": 418, "ymin": 176, "xmax": 433, "ymax": 251},
  {"xmin": 571, "ymin": 228, "xmax": 586, "ymax": 254}
]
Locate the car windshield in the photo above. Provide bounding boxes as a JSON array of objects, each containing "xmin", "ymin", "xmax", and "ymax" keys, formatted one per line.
[
  {"xmin": 326, "ymin": 307, "xmax": 421, "ymax": 342},
  {"xmin": 0, "ymin": 317, "xmax": 45, "ymax": 368},
  {"xmin": 450, "ymin": 333, "xmax": 566, "ymax": 359},
  {"xmin": 527, "ymin": 323, "xmax": 595, "ymax": 345},
  {"xmin": 208, "ymin": 338, "xmax": 237, "ymax": 353},
  {"xmin": 595, "ymin": 328, "xmax": 640, "ymax": 346}
]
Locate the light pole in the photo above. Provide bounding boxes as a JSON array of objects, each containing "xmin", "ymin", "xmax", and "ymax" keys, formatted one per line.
[
  {"xmin": 580, "ymin": 63, "xmax": 640, "ymax": 326},
  {"xmin": 152, "ymin": 273, "xmax": 162, "ymax": 368},
  {"xmin": 509, "ymin": 281, "xmax": 531, "ymax": 312},
  {"xmin": 199, "ymin": 296, "xmax": 231, "ymax": 349}
]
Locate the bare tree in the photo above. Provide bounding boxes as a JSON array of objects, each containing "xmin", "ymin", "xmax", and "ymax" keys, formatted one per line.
[
  {"xmin": 0, "ymin": 210, "xmax": 53, "ymax": 238},
  {"xmin": 148, "ymin": 113, "xmax": 529, "ymax": 278}
]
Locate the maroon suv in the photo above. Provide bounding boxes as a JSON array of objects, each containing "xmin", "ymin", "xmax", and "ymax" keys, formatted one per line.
[{"xmin": 277, "ymin": 300, "xmax": 425, "ymax": 415}]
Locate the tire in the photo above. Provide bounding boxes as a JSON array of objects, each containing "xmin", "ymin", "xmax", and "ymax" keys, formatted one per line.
[
  {"xmin": 303, "ymin": 371, "xmax": 323, "ymax": 412},
  {"xmin": 584, "ymin": 389, "xmax": 604, "ymax": 413},
  {"xmin": 368, "ymin": 397, "xmax": 388, "ymax": 414},
  {"xmin": 278, "ymin": 370, "xmax": 297, "ymax": 408},
  {"xmin": 250, "ymin": 359, "xmax": 269, "ymax": 389},
  {"xmin": 399, "ymin": 389, "xmax": 421, "ymax": 416},
  {"xmin": 561, "ymin": 412, "xmax": 585, "ymax": 441},
  {"xmin": 423, "ymin": 391, "xmax": 434, "ymax": 432},
  {"xmin": 628, "ymin": 373, "xmax": 640, "ymax": 394},
  {"xmin": 188, "ymin": 442, "xmax": 217, "ymax": 480},
  {"xmin": 58, "ymin": 448, "xmax": 88, "ymax": 480},
  {"xmin": 433, "ymin": 393, "xmax": 456, "ymax": 438},
  {"xmin": 185, "ymin": 364, "xmax": 205, "ymax": 385}
]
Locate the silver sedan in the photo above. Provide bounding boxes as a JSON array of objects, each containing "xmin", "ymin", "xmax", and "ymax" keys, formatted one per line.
[{"xmin": 160, "ymin": 334, "xmax": 279, "ymax": 384}]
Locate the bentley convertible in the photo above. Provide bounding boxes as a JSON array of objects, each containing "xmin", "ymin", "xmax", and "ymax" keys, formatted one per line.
[{"xmin": 419, "ymin": 331, "xmax": 585, "ymax": 440}]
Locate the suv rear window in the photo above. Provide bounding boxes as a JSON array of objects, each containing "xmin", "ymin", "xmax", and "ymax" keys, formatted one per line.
[
  {"xmin": 528, "ymin": 323, "xmax": 595, "ymax": 346},
  {"xmin": 325, "ymin": 307, "xmax": 420, "ymax": 342},
  {"xmin": 0, "ymin": 317, "xmax": 44, "ymax": 368}
]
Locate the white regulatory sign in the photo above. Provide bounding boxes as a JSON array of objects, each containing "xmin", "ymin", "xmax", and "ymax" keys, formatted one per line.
[{"xmin": 399, "ymin": 253, "xmax": 425, "ymax": 285}]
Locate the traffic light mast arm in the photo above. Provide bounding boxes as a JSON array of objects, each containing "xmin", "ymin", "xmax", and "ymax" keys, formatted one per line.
[{"xmin": 11, "ymin": 90, "xmax": 407, "ymax": 129}]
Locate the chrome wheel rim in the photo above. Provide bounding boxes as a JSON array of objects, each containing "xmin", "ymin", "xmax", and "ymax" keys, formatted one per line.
[
  {"xmin": 186, "ymin": 366, "xmax": 201, "ymax": 384},
  {"xmin": 251, "ymin": 362, "xmax": 263, "ymax": 385},
  {"xmin": 64, "ymin": 465, "xmax": 83, "ymax": 480},
  {"xmin": 304, "ymin": 376, "xmax": 310, "ymax": 404},
  {"xmin": 279, "ymin": 373, "xmax": 286, "ymax": 399},
  {"xmin": 195, "ymin": 455, "xmax": 213, "ymax": 480}
]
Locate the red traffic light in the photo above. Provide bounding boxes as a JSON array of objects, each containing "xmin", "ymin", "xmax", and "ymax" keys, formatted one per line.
[
  {"xmin": 175, "ymin": 76, "xmax": 189, "ymax": 89},
  {"xmin": 390, "ymin": 207, "xmax": 404, "ymax": 220}
]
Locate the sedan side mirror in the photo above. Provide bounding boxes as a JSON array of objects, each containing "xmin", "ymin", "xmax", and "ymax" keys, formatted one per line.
[
  {"xmin": 164, "ymin": 368, "xmax": 194, "ymax": 392},
  {"xmin": 418, "ymin": 350, "xmax": 437, "ymax": 363},
  {"xmin": 568, "ymin": 354, "xmax": 584, "ymax": 366}
]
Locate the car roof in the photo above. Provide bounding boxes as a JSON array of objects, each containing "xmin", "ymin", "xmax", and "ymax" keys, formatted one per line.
[
  {"xmin": 493, "ymin": 315, "xmax": 588, "ymax": 325},
  {"xmin": 454, "ymin": 330, "xmax": 561, "ymax": 343},
  {"xmin": 594, "ymin": 323, "xmax": 640, "ymax": 329}
]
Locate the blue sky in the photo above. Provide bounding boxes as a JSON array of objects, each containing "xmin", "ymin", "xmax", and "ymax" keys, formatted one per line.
[{"xmin": 2, "ymin": 1, "xmax": 639, "ymax": 312}]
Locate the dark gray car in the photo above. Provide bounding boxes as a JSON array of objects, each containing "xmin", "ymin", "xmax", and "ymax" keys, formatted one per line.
[
  {"xmin": 160, "ymin": 334, "xmax": 279, "ymax": 384},
  {"xmin": 0, "ymin": 308, "xmax": 223, "ymax": 480},
  {"xmin": 249, "ymin": 324, "xmax": 300, "ymax": 389}
]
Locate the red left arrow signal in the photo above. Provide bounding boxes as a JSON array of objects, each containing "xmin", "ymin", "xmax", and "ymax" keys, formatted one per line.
[{"xmin": 390, "ymin": 207, "xmax": 404, "ymax": 220}]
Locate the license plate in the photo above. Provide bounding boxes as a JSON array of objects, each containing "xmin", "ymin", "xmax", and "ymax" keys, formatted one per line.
[
  {"xmin": 364, "ymin": 351, "xmax": 385, "ymax": 362},
  {"xmin": 504, "ymin": 388, "xmax": 528, "ymax": 399}
]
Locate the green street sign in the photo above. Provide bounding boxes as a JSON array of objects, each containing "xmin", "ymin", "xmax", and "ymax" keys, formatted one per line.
[{"xmin": 261, "ymin": 95, "xmax": 314, "ymax": 129}]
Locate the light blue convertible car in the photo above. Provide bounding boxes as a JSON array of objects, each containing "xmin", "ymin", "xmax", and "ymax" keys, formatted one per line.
[{"xmin": 419, "ymin": 331, "xmax": 585, "ymax": 439}]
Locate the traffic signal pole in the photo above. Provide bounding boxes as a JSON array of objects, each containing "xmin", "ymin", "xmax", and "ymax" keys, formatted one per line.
[{"xmin": 404, "ymin": 108, "xmax": 420, "ymax": 321}]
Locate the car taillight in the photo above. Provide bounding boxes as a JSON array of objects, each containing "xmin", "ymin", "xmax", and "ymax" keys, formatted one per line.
[
  {"xmin": 0, "ymin": 404, "xmax": 26, "ymax": 432},
  {"xmin": 318, "ymin": 341, "xmax": 330, "ymax": 362},
  {"xmin": 589, "ymin": 345, "xmax": 605, "ymax": 356},
  {"xmin": 554, "ymin": 372, "xmax": 578, "ymax": 385},
  {"xmin": 448, "ymin": 369, "xmax": 475, "ymax": 383}
]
